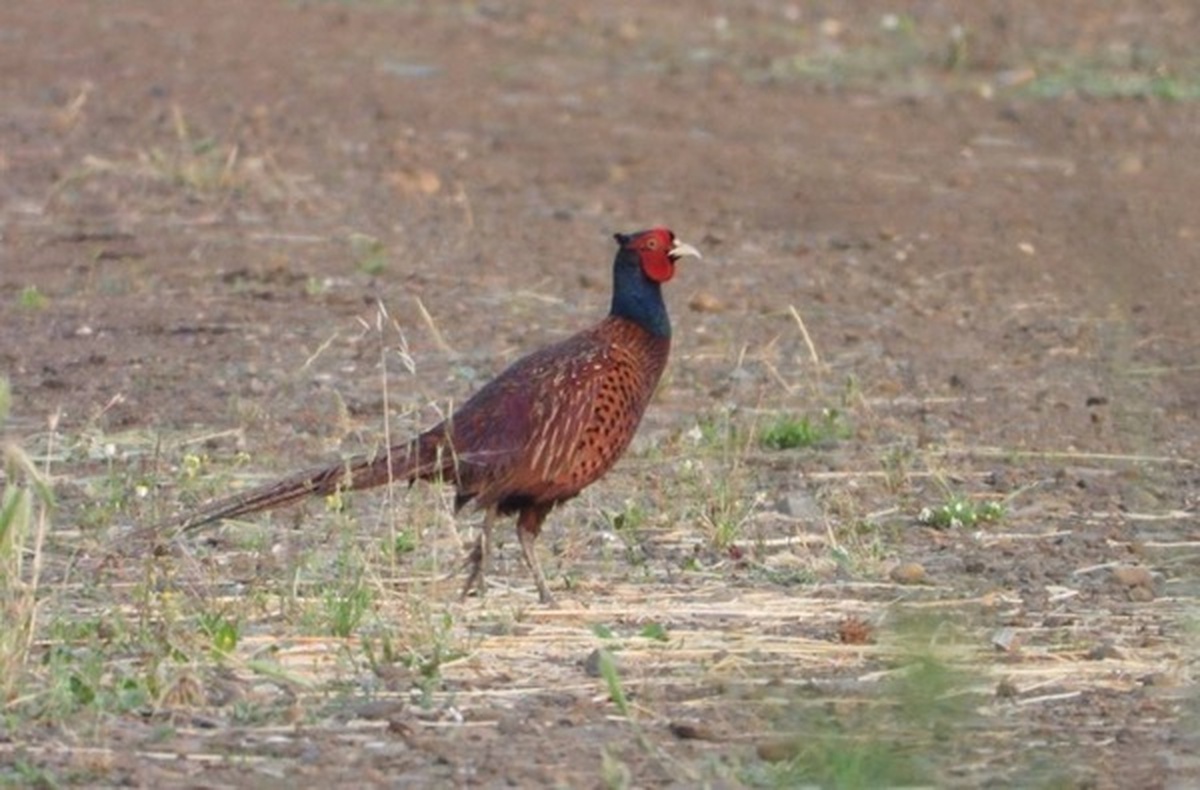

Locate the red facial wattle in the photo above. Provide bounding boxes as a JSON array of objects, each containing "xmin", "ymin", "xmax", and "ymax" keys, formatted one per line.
[{"xmin": 641, "ymin": 249, "xmax": 676, "ymax": 283}]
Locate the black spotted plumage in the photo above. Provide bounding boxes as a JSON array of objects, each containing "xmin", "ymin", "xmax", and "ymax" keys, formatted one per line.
[{"xmin": 168, "ymin": 228, "xmax": 700, "ymax": 603}]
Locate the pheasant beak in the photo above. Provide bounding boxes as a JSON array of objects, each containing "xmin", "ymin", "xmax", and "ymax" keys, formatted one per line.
[{"xmin": 668, "ymin": 239, "xmax": 702, "ymax": 261}]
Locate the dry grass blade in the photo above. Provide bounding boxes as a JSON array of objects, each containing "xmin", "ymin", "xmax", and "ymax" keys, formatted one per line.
[{"xmin": 414, "ymin": 296, "xmax": 456, "ymax": 357}]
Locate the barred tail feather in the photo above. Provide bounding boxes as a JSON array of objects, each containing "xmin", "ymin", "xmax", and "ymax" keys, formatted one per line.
[{"xmin": 175, "ymin": 433, "xmax": 450, "ymax": 534}]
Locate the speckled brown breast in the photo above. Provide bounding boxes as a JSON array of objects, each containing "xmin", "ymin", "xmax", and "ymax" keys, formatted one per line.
[{"xmin": 433, "ymin": 315, "xmax": 670, "ymax": 514}]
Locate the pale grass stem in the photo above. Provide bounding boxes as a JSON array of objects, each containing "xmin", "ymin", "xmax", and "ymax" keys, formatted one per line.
[
  {"xmin": 415, "ymin": 295, "xmax": 456, "ymax": 357},
  {"xmin": 0, "ymin": 398, "xmax": 55, "ymax": 702}
]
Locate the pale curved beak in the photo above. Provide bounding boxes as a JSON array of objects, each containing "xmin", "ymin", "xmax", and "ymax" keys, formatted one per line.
[{"xmin": 669, "ymin": 239, "xmax": 702, "ymax": 261}]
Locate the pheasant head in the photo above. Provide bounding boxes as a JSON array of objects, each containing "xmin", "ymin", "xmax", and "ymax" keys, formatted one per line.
[{"xmin": 610, "ymin": 227, "xmax": 701, "ymax": 338}]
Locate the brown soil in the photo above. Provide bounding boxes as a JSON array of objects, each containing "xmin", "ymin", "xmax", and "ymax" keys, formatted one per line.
[{"xmin": 2, "ymin": 2, "xmax": 1198, "ymax": 787}]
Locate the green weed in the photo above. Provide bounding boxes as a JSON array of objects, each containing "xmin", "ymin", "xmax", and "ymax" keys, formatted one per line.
[
  {"xmin": 17, "ymin": 285, "xmax": 47, "ymax": 310},
  {"xmin": 918, "ymin": 495, "xmax": 1004, "ymax": 529},
  {"xmin": 364, "ymin": 610, "xmax": 468, "ymax": 706},
  {"xmin": 683, "ymin": 409, "xmax": 764, "ymax": 551},
  {"xmin": 602, "ymin": 500, "xmax": 651, "ymax": 567},
  {"xmin": 350, "ymin": 233, "xmax": 389, "ymax": 276},
  {"xmin": 198, "ymin": 611, "xmax": 241, "ymax": 657},
  {"xmin": 389, "ymin": 528, "xmax": 419, "ymax": 557},
  {"xmin": 747, "ymin": 611, "xmax": 980, "ymax": 789},
  {"xmin": 1025, "ymin": 64, "xmax": 1200, "ymax": 100},
  {"xmin": 595, "ymin": 648, "xmax": 630, "ymax": 716},
  {"xmin": 700, "ymin": 474, "xmax": 761, "ymax": 551},
  {"xmin": 323, "ymin": 579, "xmax": 373, "ymax": 638},
  {"xmin": 759, "ymin": 408, "xmax": 850, "ymax": 450}
]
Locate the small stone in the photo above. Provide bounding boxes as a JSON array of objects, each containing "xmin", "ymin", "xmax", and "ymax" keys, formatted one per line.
[
  {"xmin": 889, "ymin": 562, "xmax": 927, "ymax": 585},
  {"xmin": 583, "ymin": 648, "xmax": 609, "ymax": 678},
  {"xmin": 774, "ymin": 491, "xmax": 823, "ymax": 520},
  {"xmin": 757, "ymin": 738, "xmax": 802, "ymax": 763},
  {"xmin": 687, "ymin": 292, "xmax": 724, "ymax": 313},
  {"xmin": 1085, "ymin": 641, "xmax": 1123, "ymax": 661},
  {"xmin": 837, "ymin": 616, "xmax": 874, "ymax": 645},
  {"xmin": 991, "ymin": 627, "xmax": 1020, "ymax": 652},
  {"xmin": 995, "ymin": 678, "xmax": 1019, "ymax": 699},
  {"xmin": 388, "ymin": 166, "xmax": 441, "ymax": 195},
  {"xmin": 669, "ymin": 721, "xmax": 719, "ymax": 741},
  {"xmin": 1117, "ymin": 154, "xmax": 1144, "ymax": 175},
  {"xmin": 1128, "ymin": 584, "xmax": 1156, "ymax": 602},
  {"xmin": 1111, "ymin": 565, "xmax": 1153, "ymax": 589}
]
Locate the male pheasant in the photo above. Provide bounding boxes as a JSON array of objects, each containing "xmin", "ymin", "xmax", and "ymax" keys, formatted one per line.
[{"xmin": 172, "ymin": 228, "xmax": 700, "ymax": 602}]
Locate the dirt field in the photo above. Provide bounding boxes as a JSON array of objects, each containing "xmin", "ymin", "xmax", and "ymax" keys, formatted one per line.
[{"xmin": 2, "ymin": 1, "xmax": 1199, "ymax": 787}]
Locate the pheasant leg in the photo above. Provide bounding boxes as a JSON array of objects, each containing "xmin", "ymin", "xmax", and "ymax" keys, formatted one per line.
[
  {"xmin": 517, "ymin": 506, "xmax": 555, "ymax": 604},
  {"xmin": 460, "ymin": 507, "xmax": 497, "ymax": 599}
]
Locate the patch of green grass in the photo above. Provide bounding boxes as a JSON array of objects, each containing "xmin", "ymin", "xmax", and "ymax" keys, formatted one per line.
[
  {"xmin": 918, "ymin": 495, "xmax": 1004, "ymax": 529},
  {"xmin": 1024, "ymin": 61, "xmax": 1200, "ymax": 101},
  {"xmin": 751, "ymin": 723, "xmax": 924, "ymax": 789},
  {"xmin": 601, "ymin": 499, "xmax": 651, "ymax": 568},
  {"xmin": 323, "ymin": 578, "xmax": 374, "ymax": 638},
  {"xmin": 17, "ymin": 285, "xmax": 47, "ymax": 310},
  {"xmin": 591, "ymin": 623, "xmax": 617, "ymax": 640},
  {"xmin": 682, "ymin": 408, "xmax": 765, "ymax": 552},
  {"xmin": 198, "ymin": 611, "xmax": 241, "ymax": 657},
  {"xmin": 1, "ymin": 758, "xmax": 59, "ymax": 787},
  {"xmin": 638, "ymin": 622, "xmax": 669, "ymax": 642},
  {"xmin": 349, "ymin": 233, "xmax": 389, "ymax": 276},
  {"xmin": 819, "ymin": 498, "xmax": 897, "ymax": 578},
  {"xmin": 740, "ymin": 13, "xmax": 1200, "ymax": 102},
  {"xmin": 758, "ymin": 409, "xmax": 851, "ymax": 450},
  {"xmin": 746, "ymin": 611, "xmax": 981, "ymax": 789},
  {"xmin": 700, "ymin": 476, "xmax": 761, "ymax": 551},
  {"xmin": 363, "ymin": 610, "xmax": 469, "ymax": 707},
  {"xmin": 34, "ymin": 635, "xmax": 162, "ymax": 719},
  {"xmin": 389, "ymin": 528, "xmax": 418, "ymax": 557}
]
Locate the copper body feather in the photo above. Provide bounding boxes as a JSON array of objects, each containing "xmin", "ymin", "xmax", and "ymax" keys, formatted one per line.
[{"xmin": 171, "ymin": 228, "xmax": 700, "ymax": 603}]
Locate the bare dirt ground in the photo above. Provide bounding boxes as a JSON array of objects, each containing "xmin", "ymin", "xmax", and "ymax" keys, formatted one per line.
[{"xmin": 2, "ymin": 1, "xmax": 1199, "ymax": 787}]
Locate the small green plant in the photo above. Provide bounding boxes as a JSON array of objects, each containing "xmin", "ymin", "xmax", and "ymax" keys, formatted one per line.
[
  {"xmin": 350, "ymin": 233, "xmax": 388, "ymax": 276},
  {"xmin": 591, "ymin": 623, "xmax": 617, "ymax": 640},
  {"xmin": 692, "ymin": 410, "xmax": 738, "ymax": 449},
  {"xmin": 602, "ymin": 500, "xmax": 650, "ymax": 567},
  {"xmin": 198, "ymin": 612, "xmax": 241, "ymax": 657},
  {"xmin": 759, "ymin": 409, "xmax": 850, "ymax": 450},
  {"xmin": 748, "ymin": 611, "xmax": 980, "ymax": 788},
  {"xmin": 18, "ymin": 285, "xmax": 48, "ymax": 310},
  {"xmin": 2, "ymin": 758, "xmax": 59, "ymax": 787},
  {"xmin": 595, "ymin": 648, "xmax": 630, "ymax": 716},
  {"xmin": 699, "ymin": 474, "xmax": 762, "ymax": 551},
  {"xmin": 918, "ymin": 496, "xmax": 1004, "ymax": 529},
  {"xmin": 364, "ymin": 611, "xmax": 468, "ymax": 707},
  {"xmin": 390, "ymin": 529, "xmax": 418, "ymax": 556},
  {"xmin": 304, "ymin": 275, "xmax": 329, "ymax": 296},
  {"xmin": 638, "ymin": 622, "xmax": 669, "ymax": 642},
  {"xmin": 1025, "ymin": 65, "xmax": 1200, "ymax": 101},
  {"xmin": 602, "ymin": 500, "xmax": 646, "ymax": 533},
  {"xmin": 324, "ymin": 581, "xmax": 373, "ymax": 638}
]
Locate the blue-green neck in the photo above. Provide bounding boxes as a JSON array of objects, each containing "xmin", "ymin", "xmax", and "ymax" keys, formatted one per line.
[{"xmin": 610, "ymin": 252, "xmax": 670, "ymax": 338}]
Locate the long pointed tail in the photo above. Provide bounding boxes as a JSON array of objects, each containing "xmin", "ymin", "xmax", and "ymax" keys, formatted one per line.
[{"xmin": 174, "ymin": 433, "xmax": 450, "ymax": 534}]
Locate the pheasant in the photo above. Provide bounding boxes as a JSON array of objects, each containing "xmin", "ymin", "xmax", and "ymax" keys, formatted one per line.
[{"xmin": 171, "ymin": 228, "xmax": 701, "ymax": 603}]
